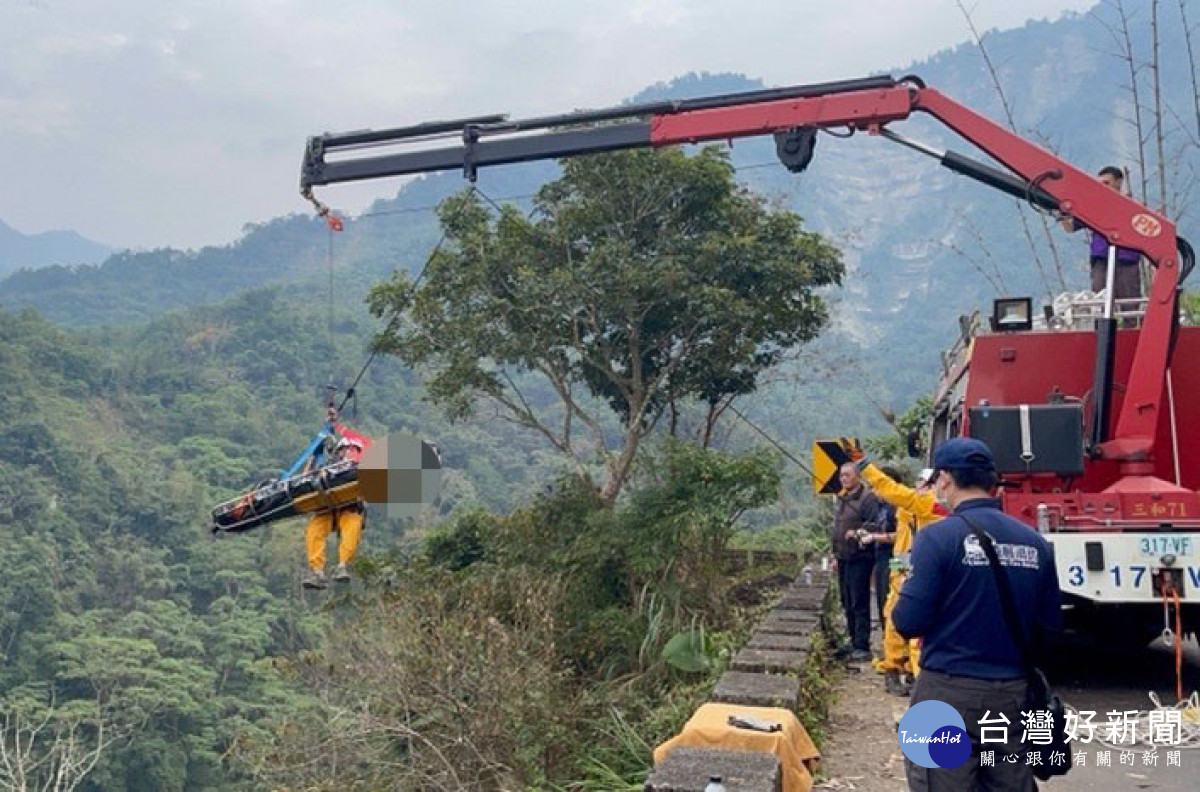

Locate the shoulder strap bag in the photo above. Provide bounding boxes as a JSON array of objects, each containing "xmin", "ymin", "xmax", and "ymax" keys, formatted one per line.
[{"xmin": 958, "ymin": 512, "xmax": 1071, "ymax": 779}]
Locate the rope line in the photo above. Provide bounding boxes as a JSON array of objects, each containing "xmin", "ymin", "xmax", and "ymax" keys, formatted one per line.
[
  {"xmin": 327, "ymin": 224, "xmax": 336, "ymax": 383},
  {"xmin": 1066, "ymin": 692, "xmax": 1200, "ymax": 752},
  {"xmin": 335, "ymin": 230, "xmax": 447, "ymax": 414},
  {"xmin": 726, "ymin": 404, "xmax": 816, "ymax": 479}
]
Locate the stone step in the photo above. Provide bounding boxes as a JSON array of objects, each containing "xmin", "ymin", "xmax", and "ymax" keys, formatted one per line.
[
  {"xmin": 786, "ymin": 583, "xmax": 830, "ymax": 596},
  {"xmin": 782, "ymin": 591, "xmax": 827, "ymax": 601},
  {"xmin": 746, "ymin": 632, "xmax": 811, "ymax": 653},
  {"xmin": 731, "ymin": 648, "xmax": 807, "ymax": 674},
  {"xmin": 710, "ymin": 671, "xmax": 800, "ymax": 710},
  {"xmin": 776, "ymin": 594, "xmax": 826, "ymax": 610},
  {"xmin": 756, "ymin": 617, "xmax": 815, "ymax": 636},
  {"xmin": 644, "ymin": 746, "xmax": 782, "ymax": 792},
  {"xmin": 770, "ymin": 608, "xmax": 820, "ymax": 623}
]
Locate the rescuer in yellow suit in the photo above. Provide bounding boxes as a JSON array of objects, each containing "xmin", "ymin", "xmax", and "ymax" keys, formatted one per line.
[
  {"xmin": 846, "ymin": 445, "xmax": 942, "ymax": 696},
  {"xmin": 302, "ymin": 436, "xmax": 366, "ymax": 590}
]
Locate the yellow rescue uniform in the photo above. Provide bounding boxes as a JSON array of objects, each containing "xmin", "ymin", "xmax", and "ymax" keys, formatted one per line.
[
  {"xmin": 306, "ymin": 504, "xmax": 365, "ymax": 571},
  {"xmin": 863, "ymin": 463, "xmax": 940, "ymax": 676}
]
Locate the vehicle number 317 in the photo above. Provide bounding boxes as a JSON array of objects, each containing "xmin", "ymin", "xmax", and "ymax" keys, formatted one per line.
[
  {"xmin": 1065, "ymin": 563, "xmax": 1200, "ymax": 589},
  {"xmin": 1138, "ymin": 536, "xmax": 1192, "ymax": 557}
]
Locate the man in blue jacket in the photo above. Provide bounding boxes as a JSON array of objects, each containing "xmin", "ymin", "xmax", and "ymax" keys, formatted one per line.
[{"xmin": 893, "ymin": 438, "xmax": 1062, "ymax": 791}]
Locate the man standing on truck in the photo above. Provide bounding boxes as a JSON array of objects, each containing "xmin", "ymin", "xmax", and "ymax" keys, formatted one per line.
[
  {"xmin": 1062, "ymin": 165, "xmax": 1143, "ymax": 302},
  {"xmin": 832, "ymin": 462, "xmax": 881, "ymax": 662},
  {"xmin": 893, "ymin": 438, "xmax": 1062, "ymax": 791}
]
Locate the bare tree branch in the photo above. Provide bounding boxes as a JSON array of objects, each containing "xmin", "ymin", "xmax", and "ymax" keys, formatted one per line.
[
  {"xmin": 0, "ymin": 700, "xmax": 111, "ymax": 792},
  {"xmin": 1095, "ymin": 1, "xmax": 1154, "ymax": 202},
  {"xmin": 956, "ymin": 0, "xmax": 1067, "ymax": 292},
  {"xmin": 1179, "ymin": 0, "xmax": 1200, "ymax": 140},
  {"xmin": 1150, "ymin": 0, "xmax": 1170, "ymax": 214}
]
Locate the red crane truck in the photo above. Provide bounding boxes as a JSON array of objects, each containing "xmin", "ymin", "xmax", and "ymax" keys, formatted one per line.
[{"xmin": 300, "ymin": 74, "xmax": 1199, "ymax": 646}]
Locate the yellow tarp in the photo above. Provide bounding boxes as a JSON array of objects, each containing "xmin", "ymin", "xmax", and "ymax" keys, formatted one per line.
[{"xmin": 652, "ymin": 702, "xmax": 819, "ymax": 792}]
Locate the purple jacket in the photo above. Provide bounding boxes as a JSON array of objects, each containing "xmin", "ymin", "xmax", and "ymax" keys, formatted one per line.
[
  {"xmin": 1072, "ymin": 217, "xmax": 1141, "ymax": 263},
  {"xmin": 1088, "ymin": 229, "xmax": 1141, "ymax": 264}
]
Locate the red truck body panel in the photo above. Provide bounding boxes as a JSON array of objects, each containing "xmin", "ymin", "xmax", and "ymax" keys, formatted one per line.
[{"xmin": 959, "ymin": 326, "xmax": 1200, "ymax": 529}]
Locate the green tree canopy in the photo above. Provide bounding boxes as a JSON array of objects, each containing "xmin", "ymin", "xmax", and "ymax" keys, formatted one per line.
[{"xmin": 368, "ymin": 147, "xmax": 842, "ymax": 502}]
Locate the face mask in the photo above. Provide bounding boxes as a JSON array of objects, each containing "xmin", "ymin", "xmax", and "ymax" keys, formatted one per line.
[{"xmin": 934, "ymin": 473, "xmax": 952, "ymax": 509}]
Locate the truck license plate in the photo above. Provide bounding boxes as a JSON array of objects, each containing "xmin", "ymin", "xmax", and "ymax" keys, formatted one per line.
[{"xmin": 1138, "ymin": 536, "xmax": 1193, "ymax": 557}]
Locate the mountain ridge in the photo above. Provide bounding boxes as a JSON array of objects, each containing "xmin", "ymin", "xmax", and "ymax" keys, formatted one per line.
[
  {"xmin": 3, "ymin": 5, "xmax": 1195, "ymax": 412},
  {"xmin": 0, "ymin": 216, "xmax": 113, "ymax": 277}
]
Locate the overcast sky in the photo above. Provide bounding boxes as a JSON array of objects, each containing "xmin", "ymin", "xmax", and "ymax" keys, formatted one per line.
[{"xmin": 1, "ymin": 0, "xmax": 1096, "ymax": 251}]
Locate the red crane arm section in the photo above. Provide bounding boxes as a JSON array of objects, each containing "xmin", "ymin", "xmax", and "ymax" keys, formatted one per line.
[
  {"xmin": 650, "ymin": 84, "xmax": 1178, "ymax": 459},
  {"xmin": 649, "ymin": 86, "xmax": 914, "ymax": 142}
]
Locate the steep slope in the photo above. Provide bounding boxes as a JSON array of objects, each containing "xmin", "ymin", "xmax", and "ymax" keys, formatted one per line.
[{"xmin": 0, "ymin": 274, "xmax": 596, "ymax": 784}]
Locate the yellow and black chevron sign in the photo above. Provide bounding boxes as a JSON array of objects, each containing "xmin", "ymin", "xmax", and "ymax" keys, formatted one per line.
[{"xmin": 812, "ymin": 438, "xmax": 855, "ymax": 495}]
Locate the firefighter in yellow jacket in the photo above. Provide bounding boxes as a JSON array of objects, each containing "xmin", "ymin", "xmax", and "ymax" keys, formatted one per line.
[
  {"xmin": 302, "ymin": 436, "xmax": 366, "ymax": 590},
  {"xmin": 848, "ymin": 446, "xmax": 943, "ymax": 696}
]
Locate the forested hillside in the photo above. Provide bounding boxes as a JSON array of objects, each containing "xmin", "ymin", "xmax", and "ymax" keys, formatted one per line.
[
  {"xmin": 3, "ymin": 4, "xmax": 1197, "ymax": 788},
  {"xmin": 0, "ymin": 291, "xmax": 589, "ymax": 788},
  {"xmin": 0, "ymin": 270, "xmax": 826, "ymax": 790}
]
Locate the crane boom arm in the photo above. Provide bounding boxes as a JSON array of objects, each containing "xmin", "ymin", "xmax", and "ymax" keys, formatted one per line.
[{"xmin": 300, "ymin": 74, "xmax": 1184, "ymax": 464}]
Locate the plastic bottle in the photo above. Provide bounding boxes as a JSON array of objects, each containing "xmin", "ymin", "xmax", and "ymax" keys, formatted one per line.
[{"xmin": 704, "ymin": 776, "xmax": 727, "ymax": 792}]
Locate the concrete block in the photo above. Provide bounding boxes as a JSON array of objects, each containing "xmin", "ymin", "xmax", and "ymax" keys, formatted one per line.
[
  {"xmin": 770, "ymin": 608, "xmax": 820, "ymax": 623},
  {"xmin": 756, "ymin": 617, "xmax": 812, "ymax": 636},
  {"xmin": 644, "ymin": 746, "xmax": 782, "ymax": 792},
  {"xmin": 788, "ymin": 574, "xmax": 830, "ymax": 589},
  {"xmin": 746, "ymin": 632, "xmax": 811, "ymax": 653},
  {"xmin": 731, "ymin": 648, "xmax": 807, "ymax": 674},
  {"xmin": 710, "ymin": 671, "xmax": 800, "ymax": 710},
  {"xmin": 776, "ymin": 593, "xmax": 825, "ymax": 610}
]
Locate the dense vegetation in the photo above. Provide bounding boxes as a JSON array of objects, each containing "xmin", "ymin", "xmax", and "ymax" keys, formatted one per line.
[
  {"xmin": 0, "ymin": 146, "xmax": 846, "ymax": 790},
  {"xmin": 10, "ymin": 10, "xmax": 1195, "ymax": 786},
  {"xmin": 0, "ymin": 299, "xmax": 826, "ymax": 790},
  {"xmin": 0, "ymin": 287, "xmax": 587, "ymax": 787},
  {"xmin": 368, "ymin": 148, "xmax": 843, "ymax": 503}
]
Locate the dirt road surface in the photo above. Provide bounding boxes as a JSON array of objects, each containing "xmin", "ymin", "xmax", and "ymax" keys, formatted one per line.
[
  {"xmin": 814, "ymin": 635, "xmax": 1199, "ymax": 792},
  {"xmin": 813, "ymin": 661, "xmax": 909, "ymax": 791}
]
